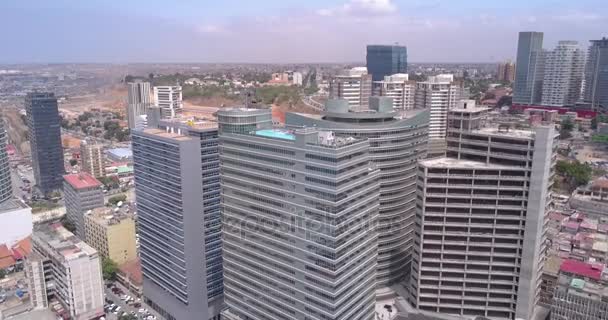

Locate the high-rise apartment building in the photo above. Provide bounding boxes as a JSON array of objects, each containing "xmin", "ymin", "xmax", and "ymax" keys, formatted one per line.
[
  {"xmin": 541, "ymin": 41, "xmax": 585, "ymax": 107},
  {"xmin": 583, "ymin": 37, "xmax": 608, "ymax": 110},
  {"xmin": 366, "ymin": 44, "xmax": 408, "ymax": 82},
  {"xmin": 63, "ymin": 173, "xmax": 104, "ymax": 238},
  {"xmin": 329, "ymin": 67, "xmax": 373, "ymax": 110},
  {"xmin": 127, "ymin": 81, "xmax": 151, "ymax": 130},
  {"xmin": 132, "ymin": 128, "xmax": 222, "ymax": 320},
  {"xmin": 79, "ymin": 139, "xmax": 104, "ymax": 178},
  {"xmin": 157, "ymin": 117, "xmax": 224, "ymax": 306},
  {"xmin": 25, "ymin": 92, "xmax": 65, "ymax": 194},
  {"xmin": 415, "ymin": 74, "xmax": 463, "ymax": 140},
  {"xmin": 154, "ymin": 85, "xmax": 183, "ymax": 119},
  {"xmin": 514, "ymin": 31, "xmax": 545, "ymax": 105},
  {"xmin": 497, "ymin": 61, "xmax": 516, "ymax": 83},
  {"xmin": 220, "ymin": 116, "xmax": 380, "ymax": 320},
  {"xmin": 0, "ymin": 119, "xmax": 13, "ymax": 203},
  {"xmin": 415, "ymin": 74, "xmax": 463, "ymax": 157},
  {"xmin": 84, "ymin": 207, "xmax": 137, "ymax": 265},
  {"xmin": 409, "ymin": 105, "xmax": 557, "ymax": 320},
  {"xmin": 26, "ymin": 223, "xmax": 105, "ymax": 320},
  {"xmin": 377, "ymin": 74, "xmax": 416, "ymax": 110},
  {"xmin": 286, "ymin": 101, "xmax": 429, "ymax": 288}
]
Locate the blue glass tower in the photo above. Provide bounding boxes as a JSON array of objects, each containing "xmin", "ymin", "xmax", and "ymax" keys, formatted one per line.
[
  {"xmin": 25, "ymin": 92, "xmax": 65, "ymax": 194},
  {"xmin": 366, "ymin": 45, "xmax": 408, "ymax": 82}
]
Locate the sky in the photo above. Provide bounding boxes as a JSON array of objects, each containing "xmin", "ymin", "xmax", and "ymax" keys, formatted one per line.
[{"xmin": 1, "ymin": 0, "xmax": 607, "ymax": 63}]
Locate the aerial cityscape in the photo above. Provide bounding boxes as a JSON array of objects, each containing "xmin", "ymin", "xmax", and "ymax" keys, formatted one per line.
[{"xmin": 1, "ymin": 1, "xmax": 608, "ymax": 320}]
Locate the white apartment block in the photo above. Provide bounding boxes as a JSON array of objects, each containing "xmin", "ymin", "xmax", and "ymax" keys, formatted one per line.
[
  {"xmin": 329, "ymin": 67, "xmax": 372, "ymax": 110},
  {"xmin": 127, "ymin": 82, "xmax": 151, "ymax": 130},
  {"xmin": 26, "ymin": 224, "xmax": 105, "ymax": 320},
  {"xmin": 409, "ymin": 106, "xmax": 557, "ymax": 320},
  {"xmin": 541, "ymin": 41, "xmax": 585, "ymax": 107},
  {"xmin": 154, "ymin": 85, "xmax": 183, "ymax": 119},
  {"xmin": 415, "ymin": 74, "xmax": 463, "ymax": 139},
  {"xmin": 377, "ymin": 74, "xmax": 416, "ymax": 110}
]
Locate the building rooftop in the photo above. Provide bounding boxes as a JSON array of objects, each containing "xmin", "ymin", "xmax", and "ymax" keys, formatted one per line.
[
  {"xmin": 63, "ymin": 173, "xmax": 101, "ymax": 190},
  {"xmin": 560, "ymin": 259, "xmax": 604, "ymax": 280},
  {"xmin": 33, "ymin": 223, "xmax": 98, "ymax": 261},
  {"xmin": 140, "ymin": 128, "xmax": 191, "ymax": 141},
  {"xmin": 419, "ymin": 157, "xmax": 515, "ymax": 169},
  {"xmin": 473, "ymin": 125, "xmax": 537, "ymax": 139},
  {"xmin": 159, "ymin": 117, "xmax": 218, "ymax": 131},
  {"xmin": 255, "ymin": 129, "xmax": 295, "ymax": 141},
  {"xmin": 85, "ymin": 207, "xmax": 133, "ymax": 227},
  {"xmin": 106, "ymin": 147, "xmax": 133, "ymax": 158}
]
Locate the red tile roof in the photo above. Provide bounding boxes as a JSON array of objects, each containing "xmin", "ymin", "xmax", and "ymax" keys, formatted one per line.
[
  {"xmin": 0, "ymin": 244, "xmax": 15, "ymax": 269},
  {"xmin": 560, "ymin": 259, "xmax": 604, "ymax": 280},
  {"xmin": 63, "ymin": 173, "xmax": 102, "ymax": 190}
]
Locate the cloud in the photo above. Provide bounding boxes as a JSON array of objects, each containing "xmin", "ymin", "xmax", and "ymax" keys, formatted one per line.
[
  {"xmin": 317, "ymin": 0, "xmax": 397, "ymax": 17},
  {"xmin": 553, "ymin": 12, "xmax": 602, "ymax": 22}
]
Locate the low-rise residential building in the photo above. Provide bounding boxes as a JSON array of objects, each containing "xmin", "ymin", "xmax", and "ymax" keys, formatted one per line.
[
  {"xmin": 570, "ymin": 179, "xmax": 608, "ymax": 220},
  {"xmin": 84, "ymin": 207, "xmax": 137, "ymax": 265},
  {"xmin": 25, "ymin": 223, "xmax": 104, "ymax": 320},
  {"xmin": 63, "ymin": 173, "xmax": 104, "ymax": 238},
  {"xmin": 551, "ymin": 259, "xmax": 608, "ymax": 320}
]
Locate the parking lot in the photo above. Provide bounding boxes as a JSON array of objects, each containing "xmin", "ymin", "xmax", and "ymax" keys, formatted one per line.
[{"xmin": 103, "ymin": 282, "xmax": 163, "ymax": 320}]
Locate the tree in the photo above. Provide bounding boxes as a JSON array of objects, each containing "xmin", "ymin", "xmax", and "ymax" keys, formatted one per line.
[
  {"xmin": 556, "ymin": 160, "xmax": 592, "ymax": 191},
  {"xmin": 108, "ymin": 194, "xmax": 127, "ymax": 205},
  {"xmin": 0, "ymin": 269, "xmax": 6, "ymax": 279},
  {"xmin": 560, "ymin": 119, "xmax": 574, "ymax": 139},
  {"xmin": 102, "ymin": 257, "xmax": 119, "ymax": 281},
  {"xmin": 119, "ymin": 315, "xmax": 137, "ymax": 320},
  {"xmin": 69, "ymin": 159, "xmax": 78, "ymax": 166},
  {"xmin": 560, "ymin": 129, "xmax": 572, "ymax": 139},
  {"xmin": 591, "ymin": 115, "xmax": 608, "ymax": 130}
]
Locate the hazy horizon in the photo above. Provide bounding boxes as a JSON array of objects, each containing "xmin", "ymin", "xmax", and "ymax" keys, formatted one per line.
[{"xmin": 2, "ymin": 0, "xmax": 607, "ymax": 63}]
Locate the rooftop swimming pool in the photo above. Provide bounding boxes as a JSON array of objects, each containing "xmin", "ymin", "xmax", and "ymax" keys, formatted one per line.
[{"xmin": 255, "ymin": 129, "xmax": 295, "ymax": 140}]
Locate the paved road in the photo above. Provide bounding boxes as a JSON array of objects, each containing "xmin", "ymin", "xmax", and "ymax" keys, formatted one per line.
[{"xmin": 104, "ymin": 282, "xmax": 163, "ymax": 320}]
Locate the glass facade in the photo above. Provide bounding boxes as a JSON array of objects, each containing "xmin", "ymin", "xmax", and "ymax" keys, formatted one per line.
[
  {"xmin": 366, "ymin": 45, "xmax": 408, "ymax": 82},
  {"xmin": 25, "ymin": 92, "xmax": 65, "ymax": 194},
  {"xmin": 513, "ymin": 32, "xmax": 545, "ymax": 105},
  {"xmin": 583, "ymin": 38, "xmax": 608, "ymax": 109}
]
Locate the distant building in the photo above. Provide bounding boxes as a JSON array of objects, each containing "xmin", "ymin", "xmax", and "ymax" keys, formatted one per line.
[
  {"xmin": 132, "ymin": 128, "xmax": 222, "ymax": 320},
  {"xmin": 377, "ymin": 73, "xmax": 416, "ymax": 110},
  {"xmin": 513, "ymin": 32, "xmax": 545, "ymax": 105},
  {"xmin": 497, "ymin": 60, "xmax": 516, "ymax": 82},
  {"xmin": 366, "ymin": 44, "xmax": 408, "ymax": 82},
  {"xmin": 127, "ymin": 82, "xmax": 151, "ymax": 130},
  {"xmin": 63, "ymin": 173, "xmax": 104, "ymax": 238},
  {"xmin": 583, "ymin": 37, "xmax": 608, "ymax": 110},
  {"xmin": 26, "ymin": 223, "xmax": 105, "ymax": 320},
  {"xmin": 541, "ymin": 41, "xmax": 585, "ymax": 107},
  {"xmin": 414, "ymin": 74, "xmax": 464, "ymax": 156},
  {"xmin": 329, "ymin": 67, "xmax": 372, "ymax": 110},
  {"xmin": 25, "ymin": 92, "xmax": 65, "ymax": 194},
  {"xmin": 292, "ymin": 71, "xmax": 303, "ymax": 86},
  {"xmin": 79, "ymin": 139, "xmax": 104, "ymax": 178},
  {"xmin": 154, "ymin": 86, "xmax": 183, "ymax": 119},
  {"xmin": 570, "ymin": 178, "xmax": 608, "ymax": 220},
  {"xmin": 84, "ymin": 207, "xmax": 137, "ymax": 265},
  {"xmin": 0, "ymin": 120, "xmax": 12, "ymax": 204}
]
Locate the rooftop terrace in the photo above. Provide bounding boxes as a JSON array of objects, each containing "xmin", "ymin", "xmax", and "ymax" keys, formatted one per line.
[{"xmin": 33, "ymin": 223, "xmax": 97, "ymax": 261}]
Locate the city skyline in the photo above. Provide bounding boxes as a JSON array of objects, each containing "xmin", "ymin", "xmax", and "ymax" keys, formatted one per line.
[{"xmin": 1, "ymin": 0, "xmax": 607, "ymax": 63}]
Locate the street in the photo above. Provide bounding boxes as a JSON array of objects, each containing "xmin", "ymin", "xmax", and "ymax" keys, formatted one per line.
[{"xmin": 103, "ymin": 281, "xmax": 163, "ymax": 320}]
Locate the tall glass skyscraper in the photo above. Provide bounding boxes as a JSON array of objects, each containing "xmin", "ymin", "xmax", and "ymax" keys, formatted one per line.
[
  {"xmin": 513, "ymin": 32, "xmax": 545, "ymax": 105},
  {"xmin": 25, "ymin": 92, "xmax": 65, "ymax": 194},
  {"xmin": 583, "ymin": 37, "xmax": 608, "ymax": 110},
  {"xmin": 366, "ymin": 45, "xmax": 408, "ymax": 82}
]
